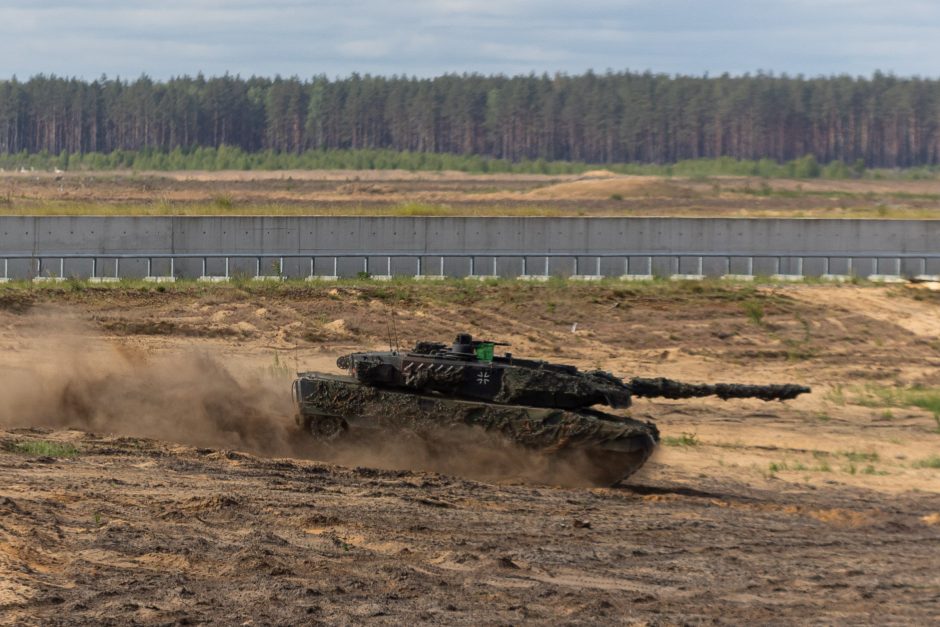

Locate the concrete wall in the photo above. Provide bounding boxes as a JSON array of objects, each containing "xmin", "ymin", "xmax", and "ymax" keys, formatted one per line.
[
  {"xmin": 1, "ymin": 216, "xmax": 938, "ymax": 278},
  {"xmin": 3, "ymin": 216, "xmax": 939, "ymax": 255}
]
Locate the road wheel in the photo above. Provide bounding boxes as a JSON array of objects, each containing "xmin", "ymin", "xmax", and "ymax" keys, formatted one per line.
[{"xmin": 308, "ymin": 413, "xmax": 348, "ymax": 442}]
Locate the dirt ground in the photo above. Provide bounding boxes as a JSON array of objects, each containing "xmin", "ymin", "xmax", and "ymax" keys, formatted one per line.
[
  {"xmin": 0, "ymin": 281, "xmax": 938, "ymax": 625},
  {"xmin": 4, "ymin": 169, "xmax": 940, "ymax": 218}
]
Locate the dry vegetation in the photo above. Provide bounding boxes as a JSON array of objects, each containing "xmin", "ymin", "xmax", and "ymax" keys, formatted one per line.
[{"xmin": 5, "ymin": 169, "xmax": 940, "ymax": 218}]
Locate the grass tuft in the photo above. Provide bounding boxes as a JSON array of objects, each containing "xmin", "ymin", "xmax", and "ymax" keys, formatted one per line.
[
  {"xmin": 265, "ymin": 352, "xmax": 293, "ymax": 378},
  {"xmin": 913, "ymin": 455, "xmax": 940, "ymax": 469},
  {"xmin": 828, "ymin": 384, "xmax": 940, "ymax": 423},
  {"xmin": 742, "ymin": 300, "xmax": 765, "ymax": 326},
  {"xmin": 6, "ymin": 440, "xmax": 80, "ymax": 457},
  {"xmin": 841, "ymin": 450, "xmax": 879, "ymax": 463},
  {"xmin": 662, "ymin": 432, "xmax": 700, "ymax": 447}
]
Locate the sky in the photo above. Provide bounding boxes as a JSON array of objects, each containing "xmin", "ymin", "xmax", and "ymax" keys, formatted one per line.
[{"xmin": 1, "ymin": 0, "xmax": 939, "ymax": 80}]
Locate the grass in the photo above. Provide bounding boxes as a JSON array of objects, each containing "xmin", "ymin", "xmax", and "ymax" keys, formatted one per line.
[
  {"xmin": 763, "ymin": 449, "xmax": 898, "ymax": 479},
  {"xmin": 6, "ymin": 440, "xmax": 80, "ymax": 457},
  {"xmin": 913, "ymin": 455, "xmax": 940, "ymax": 469},
  {"xmin": 766, "ymin": 456, "xmax": 889, "ymax": 477},
  {"xmin": 784, "ymin": 342, "xmax": 818, "ymax": 362},
  {"xmin": 826, "ymin": 383, "xmax": 940, "ymax": 423},
  {"xmin": 742, "ymin": 300, "xmax": 765, "ymax": 326},
  {"xmin": 11, "ymin": 201, "xmax": 936, "ymax": 221},
  {"xmin": 767, "ymin": 459, "xmax": 834, "ymax": 476},
  {"xmin": 826, "ymin": 385, "xmax": 847, "ymax": 406},
  {"xmin": 662, "ymin": 432, "xmax": 700, "ymax": 447},
  {"xmin": 841, "ymin": 450, "xmax": 879, "ymax": 463},
  {"xmin": 909, "ymin": 391, "xmax": 940, "ymax": 416},
  {"xmin": 0, "ymin": 199, "xmax": 581, "ymax": 218},
  {"xmin": 0, "ymin": 274, "xmax": 805, "ymax": 299},
  {"xmin": 213, "ymin": 195, "xmax": 234, "ymax": 209},
  {"xmin": 5, "ymin": 190, "xmax": 940, "ymax": 220},
  {"xmin": 732, "ymin": 184, "xmax": 940, "ymax": 203},
  {"xmin": 769, "ymin": 461, "xmax": 808, "ymax": 473},
  {"xmin": 0, "ymin": 202, "xmax": 905, "ymax": 219},
  {"xmin": 266, "ymin": 352, "xmax": 294, "ymax": 378}
]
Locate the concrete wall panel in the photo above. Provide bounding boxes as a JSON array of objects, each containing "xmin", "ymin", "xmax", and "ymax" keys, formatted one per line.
[{"xmin": 1, "ymin": 216, "xmax": 938, "ymax": 279}]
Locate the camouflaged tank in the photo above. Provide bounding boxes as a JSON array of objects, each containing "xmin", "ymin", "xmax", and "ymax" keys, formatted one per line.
[{"xmin": 292, "ymin": 333, "xmax": 811, "ymax": 485}]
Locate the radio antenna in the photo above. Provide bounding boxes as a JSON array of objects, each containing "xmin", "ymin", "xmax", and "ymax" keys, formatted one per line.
[{"xmin": 392, "ymin": 310, "xmax": 401, "ymax": 351}]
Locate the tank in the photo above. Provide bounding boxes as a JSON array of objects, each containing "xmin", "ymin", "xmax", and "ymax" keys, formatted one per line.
[{"xmin": 292, "ymin": 333, "xmax": 811, "ymax": 485}]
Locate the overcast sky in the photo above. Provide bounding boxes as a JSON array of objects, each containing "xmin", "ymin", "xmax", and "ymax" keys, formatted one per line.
[{"xmin": 1, "ymin": 0, "xmax": 938, "ymax": 80}]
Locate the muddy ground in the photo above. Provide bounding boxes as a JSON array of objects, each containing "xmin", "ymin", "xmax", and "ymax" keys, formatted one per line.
[
  {"xmin": 0, "ymin": 281, "xmax": 938, "ymax": 624},
  {"xmin": 4, "ymin": 169, "xmax": 940, "ymax": 218}
]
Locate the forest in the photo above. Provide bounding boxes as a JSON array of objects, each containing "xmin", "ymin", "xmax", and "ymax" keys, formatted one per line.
[{"xmin": 1, "ymin": 71, "xmax": 939, "ymax": 168}]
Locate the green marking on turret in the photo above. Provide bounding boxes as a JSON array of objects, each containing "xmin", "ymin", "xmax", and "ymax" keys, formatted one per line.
[{"xmin": 474, "ymin": 342, "xmax": 494, "ymax": 362}]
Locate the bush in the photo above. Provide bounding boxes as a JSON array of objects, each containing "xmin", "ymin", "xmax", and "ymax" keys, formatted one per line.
[
  {"xmin": 0, "ymin": 147, "xmax": 916, "ymax": 181},
  {"xmin": 790, "ymin": 154, "xmax": 821, "ymax": 178}
]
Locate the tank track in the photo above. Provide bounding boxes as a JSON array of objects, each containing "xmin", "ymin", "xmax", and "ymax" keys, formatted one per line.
[{"xmin": 294, "ymin": 373, "xmax": 659, "ymax": 486}]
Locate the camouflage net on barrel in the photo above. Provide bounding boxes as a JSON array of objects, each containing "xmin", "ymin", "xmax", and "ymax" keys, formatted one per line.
[{"xmin": 629, "ymin": 377, "xmax": 811, "ymax": 402}]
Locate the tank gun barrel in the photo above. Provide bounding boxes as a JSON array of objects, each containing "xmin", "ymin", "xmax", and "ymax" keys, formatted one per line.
[{"xmin": 629, "ymin": 377, "xmax": 810, "ymax": 402}]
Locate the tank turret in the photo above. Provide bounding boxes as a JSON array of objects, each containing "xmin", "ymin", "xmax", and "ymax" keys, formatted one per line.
[{"xmin": 335, "ymin": 333, "xmax": 809, "ymax": 409}]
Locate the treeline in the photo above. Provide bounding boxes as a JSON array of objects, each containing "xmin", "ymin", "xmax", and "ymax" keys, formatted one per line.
[
  {"xmin": 0, "ymin": 147, "xmax": 889, "ymax": 179},
  {"xmin": 2, "ymin": 72, "xmax": 940, "ymax": 167}
]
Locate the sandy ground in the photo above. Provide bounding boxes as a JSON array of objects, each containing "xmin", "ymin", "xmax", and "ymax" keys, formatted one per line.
[
  {"xmin": 4, "ymin": 169, "xmax": 940, "ymax": 218},
  {"xmin": 0, "ymin": 282, "xmax": 938, "ymax": 624}
]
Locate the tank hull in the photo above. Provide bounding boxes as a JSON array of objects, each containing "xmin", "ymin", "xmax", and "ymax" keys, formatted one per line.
[{"xmin": 293, "ymin": 373, "xmax": 658, "ymax": 486}]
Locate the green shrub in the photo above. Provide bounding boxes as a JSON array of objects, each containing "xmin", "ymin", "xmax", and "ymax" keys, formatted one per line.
[{"xmin": 7, "ymin": 440, "xmax": 79, "ymax": 457}]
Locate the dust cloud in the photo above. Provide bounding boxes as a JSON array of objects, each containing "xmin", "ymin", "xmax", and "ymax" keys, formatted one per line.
[
  {"xmin": 0, "ymin": 315, "xmax": 626, "ymax": 487},
  {"xmin": 315, "ymin": 425, "xmax": 604, "ymax": 488},
  {"xmin": 0, "ymin": 320, "xmax": 299, "ymax": 456}
]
